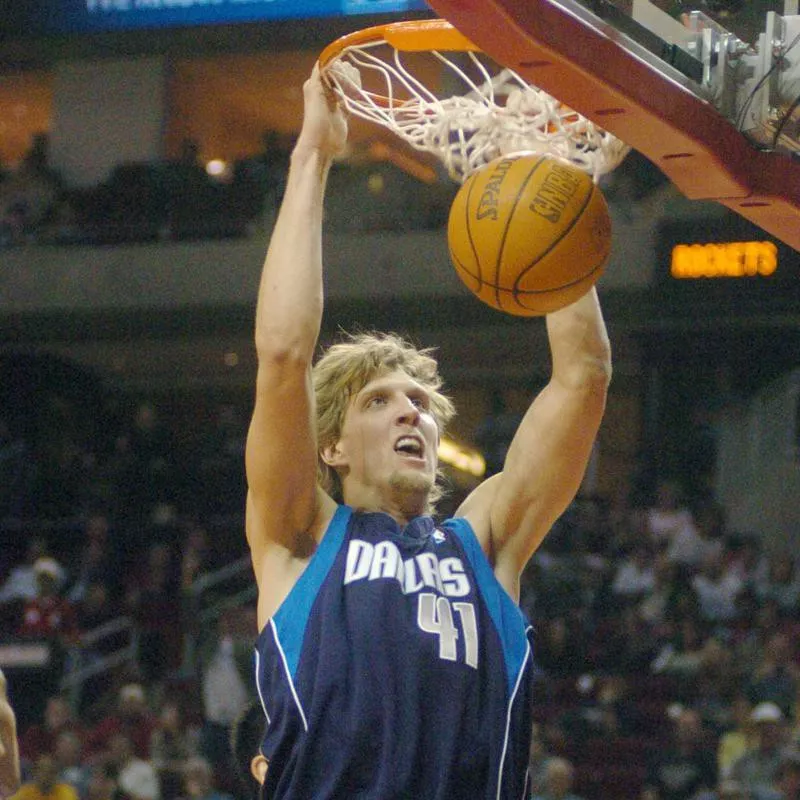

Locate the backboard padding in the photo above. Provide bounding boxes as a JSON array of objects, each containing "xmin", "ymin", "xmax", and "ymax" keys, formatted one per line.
[{"xmin": 426, "ymin": 0, "xmax": 800, "ymax": 251}]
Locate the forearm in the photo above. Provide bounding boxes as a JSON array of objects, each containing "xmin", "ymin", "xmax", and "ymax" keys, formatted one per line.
[
  {"xmin": 254, "ymin": 146, "xmax": 333, "ymax": 362},
  {"xmin": 546, "ymin": 287, "xmax": 612, "ymax": 390},
  {"xmin": 483, "ymin": 288, "xmax": 613, "ymax": 575}
]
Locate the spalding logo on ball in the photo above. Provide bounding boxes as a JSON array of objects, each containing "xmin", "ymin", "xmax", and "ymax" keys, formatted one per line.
[{"xmin": 447, "ymin": 152, "xmax": 612, "ymax": 316}]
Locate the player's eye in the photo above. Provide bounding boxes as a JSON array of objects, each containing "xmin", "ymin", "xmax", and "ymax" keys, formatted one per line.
[{"xmin": 409, "ymin": 394, "xmax": 430, "ymax": 410}]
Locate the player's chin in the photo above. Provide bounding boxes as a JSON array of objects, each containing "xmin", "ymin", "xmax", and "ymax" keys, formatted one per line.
[{"xmin": 389, "ymin": 469, "xmax": 435, "ymax": 497}]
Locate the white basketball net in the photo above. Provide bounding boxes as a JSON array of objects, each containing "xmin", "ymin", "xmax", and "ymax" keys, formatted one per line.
[{"xmin": 323, "ymin": 42, "xmax": 631, "ymax": 183}]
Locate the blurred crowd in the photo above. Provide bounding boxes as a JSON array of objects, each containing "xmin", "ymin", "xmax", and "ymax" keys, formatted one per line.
[
  {"xmin": 8, "ymin": 683, "xmax": 258, "ymax": 800},
  {"xmin": 0, "ymin": 131, "xmax": 454, "ymax": 249},
  {"xmin": 521, "ymin": 479, "xmax": 800, "ymax": 800}
]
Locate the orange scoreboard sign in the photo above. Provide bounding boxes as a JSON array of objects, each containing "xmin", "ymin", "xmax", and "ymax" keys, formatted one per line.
[{"xmin": 671, "ymin": 241, "xmax": 778, "ymax": 278}]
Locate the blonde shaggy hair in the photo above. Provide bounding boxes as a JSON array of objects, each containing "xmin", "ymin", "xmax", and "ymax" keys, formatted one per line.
[{"xmin": 313, "ymin": 331, "xmax": 456, "ymax": 511}]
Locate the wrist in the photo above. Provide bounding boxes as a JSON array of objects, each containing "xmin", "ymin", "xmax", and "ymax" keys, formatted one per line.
[{"xmin": 291, "ymin": 142, "xmax": 334, "ymax": 169}]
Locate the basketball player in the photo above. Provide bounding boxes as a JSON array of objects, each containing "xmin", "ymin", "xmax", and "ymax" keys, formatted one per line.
[
  {"xmin": 246, "ymin": 65, "xmax": 612, "ymax": 798},
  {"xmin": 0, "ymin": 668, "xmax": 21, "ymax": 797}
]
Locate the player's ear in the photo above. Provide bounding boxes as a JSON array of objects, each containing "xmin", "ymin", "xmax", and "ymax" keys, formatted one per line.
[{"xmin": 320, "ymin": 441, "xmax": 346, "ymax": 467}]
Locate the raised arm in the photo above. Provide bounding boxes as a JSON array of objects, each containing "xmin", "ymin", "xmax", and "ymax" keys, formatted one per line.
[
  {"xmin": 0, "ymin": 669, "xmax": 21, "ymax": 798},
  {"xmin": 459, "ymin": 287, "xmax": 611, "ymax": 597},
  {"xmin": 245, "ymin": 68, "xmax": 345, "ymax": 573}
]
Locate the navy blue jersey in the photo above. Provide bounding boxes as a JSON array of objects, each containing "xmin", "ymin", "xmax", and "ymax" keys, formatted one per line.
[{"xmin": 254, "ymin": 505, "xmax": 534, "ymax": 799}]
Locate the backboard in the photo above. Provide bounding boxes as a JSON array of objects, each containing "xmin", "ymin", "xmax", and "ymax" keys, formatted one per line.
[{"xmin": 424, "ymin": 0, "xmax": 800, "ymax": 252}]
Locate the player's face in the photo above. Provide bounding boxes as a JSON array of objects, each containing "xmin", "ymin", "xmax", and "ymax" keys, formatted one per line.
[{"xmin": 330, "ymin": 370, "xmax": 439, "ymax": 506}]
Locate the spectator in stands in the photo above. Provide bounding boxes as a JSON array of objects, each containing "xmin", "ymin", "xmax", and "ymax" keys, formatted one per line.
[
  {"xmin": 0, "ymin": 540, "xmax": 61, "ymax": 606},
  {"xmin": 692, "ymin": 550, "xmax": 744, "ymax": 625},
  {"xmin": 13, "ymin": 563, "xmax": 78, "ymax": 722},
  {"xmin": 718, "ymin": 695, "xmax": 757, "ymax": 781},
  {"xmin": 651, "ymin": 614, "xmax": 709, "ymax": 678},
  {"xmin": 0, "ymin": 133, "xmax": 62, "ymax": 247},
  {"xmin": 0, "ymin": 668, "xmax": 21, "ymax": 797},
  {"xmin": 745, "ymin": 633, "xmax": 799, "ymax": 717},
  {"xmin": 11, "ymin": 753, "xmax": 78, "ymax": 800},
  {"xmin": 149, "ymin": 700, "xmax": 200, "ymax": 800},
  {"xmin": 531, "ymin": 756, "xmax": 586, "ymax": 800},
  {"xmin": 176, "ymin": 523, "xmax": 220, "ymax": 669},
  {"xmin": 569, "ymin": 673, "xmax": 643, "ymax": 745},
  {"xmin": 53, "ymin": 731, "xmax": 90, "ymax": 800},
  {"xmin": 755, "ymin": 553, "xmax": 800, "ymax": 619},
  {"xmin": 775, "ymin": 749, "xmax": 800, "ymax": 800},
  {"xmin": 197, "ymin": 616, "xmax": 250, "ymax": 784},
  {"xmin": 105, "ymin": 733, "xmax": 159, "ymax": 800},
  {"xmin": 693, "ymin": 778, "xmax": 751, "ymax": 800},
  {"xmin": 638, "ymin": 553, "xmax": 680, "ymax": 628},
  {"xmin": 87, "ymin": 684, "xmax": 155, "ymax": 761},
  {"xmin": 694, "ymin": 639, "xmax": 741, "ymax": 737},
  {"xmin": 178, "ymin": 525, "xmax": 214, "ymax": 594},
  {"xmin": 124, "ymin": 543, "xmax": 181, "ymax": 683},
  {"xmin": 66, "ymin": 514, "xmax": 116, "ymax": 605},
  {"xmin": 643, "ymin": 707, "xmax": 717, "ymax": 800},
  {"xmin": 19, "ymin": 696, "xmax": 81, "ymax": 764},
  {"xmin": 666, "ymin": 513, "xmax": 716, "ymax": 570},
  {"xmin": 728, "ymin": 536, "xmax": 769, "ymax": 590},
  {"xmin": 70, "ymin": 578, "xmax": 126, "ymax": 717},
  {"xmin": 731, "ymin": 597, "xmax": 784, "ymax": 683},
  {"xmin": 593, "ymin": 674, "xmax": 648, "ymax": 738},
  {"xmin": 74, "ymin": 581, "xmax": 121, "ymax": 647},
  {"xmin": 647, "ymin": 561, "xmax": 702, "ymax": 642},
  {"xmin": 645, "ymin": 478, "xmax": 696, "ymax": 550},
  {"xmin": 527, "ymin": 722, "xmax": 555, "ymax": 797},
  {"xmin": 603, "ymin": 480, "xmax": 646, "ymax": 555},
  {"xmin": 591, "ymin": 603, "xmax": 661, "ymax": 675},
  {"xmin": 16, "ymin": 560, "xmax": 78, "ymax": 717},
  {"xmin": 731, "ymin": 702, "xmax": 791, "ymax": 800},
  {"xmin": 533, "ymin": 614, "xmax": 590, "ymax": 678},
  {"xmin": 611, "ymin": 541, "xmax": 657, "ymax": 604},
  {"xmin": 178, "ymin": 757, "xmax": 232, "ymax": 800},
  {"xmin": 692, "ymin": 501, "xmax": 727, "ymax": 559},
  {"xmin": 83, "ymin": 763, "xmax": 120, "ymax": 800}
]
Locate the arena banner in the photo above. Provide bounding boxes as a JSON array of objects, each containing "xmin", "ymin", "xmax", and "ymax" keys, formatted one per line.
[{"xmin": 10, "ymin": 0, "xmax": 428, "ymax": 35}]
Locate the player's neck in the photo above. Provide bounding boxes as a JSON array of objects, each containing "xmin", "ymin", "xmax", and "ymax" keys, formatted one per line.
[{"xmin": 343, "ymin": 483, "xmax": 429, "ymax": 527}]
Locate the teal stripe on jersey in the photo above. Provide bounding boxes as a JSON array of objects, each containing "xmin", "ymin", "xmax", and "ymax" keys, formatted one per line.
[
  {"xmin": 443, "ymin": 517, "xmax": 529, "ymax": 692},
  {"xmin": 272, "ymin": 504, "xmax": 352, "ymax": 677}
]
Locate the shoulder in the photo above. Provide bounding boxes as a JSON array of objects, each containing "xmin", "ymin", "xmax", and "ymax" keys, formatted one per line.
[{"xmin": 453, "ymin": 474, "xmax": 503, "ymax": 553}]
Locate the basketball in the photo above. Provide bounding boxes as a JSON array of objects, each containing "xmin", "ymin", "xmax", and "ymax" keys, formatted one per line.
[{"xmin": 447, "ymin": 153, "xmax": 612, "ymax": 316}]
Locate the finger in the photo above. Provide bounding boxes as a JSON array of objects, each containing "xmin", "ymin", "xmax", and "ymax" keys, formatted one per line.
[{"xmin": 316, "ymin": 67, "xmax": 340, "ymax": 110}]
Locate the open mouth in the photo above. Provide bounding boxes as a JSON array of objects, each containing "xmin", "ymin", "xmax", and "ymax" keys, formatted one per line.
[{"xmin": 394, "ymin": 436, "xmax": 425, "ymax": 460}]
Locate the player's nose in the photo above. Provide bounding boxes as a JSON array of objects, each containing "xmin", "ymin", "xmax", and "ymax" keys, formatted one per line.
[{"xmin": 395, "ymin": 396, "xmax": 421, "ymax": 425}]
